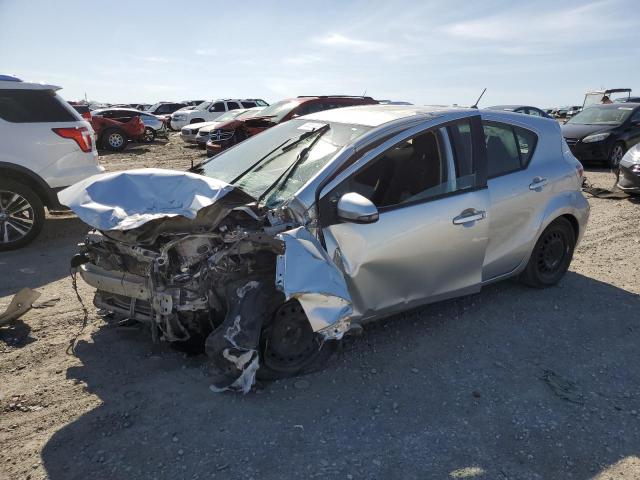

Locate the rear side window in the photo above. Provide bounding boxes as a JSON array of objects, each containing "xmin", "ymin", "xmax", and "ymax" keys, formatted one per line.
[
  {"xmin": 482, "ymin": 121, "xmax": 537, "ymax": 178},
  {"xmin": 0, "ymin": 89, "xmax": 76, "ymax": 123},
  {"xmin": 227, "ymin": 101, "xmax": 241, "ymax": 110},
  {"xmin": 241, "ymin": 101, "xmax": 256, "ymax": 108}
]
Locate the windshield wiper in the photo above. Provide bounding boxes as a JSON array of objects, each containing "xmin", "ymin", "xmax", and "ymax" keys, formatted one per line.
[
  {"xmin": 228, "ymin": 138, "xmax": 293, "ymax": 184},
  {"xmin": 229, "ymin": 124, "xmax": 328, "ymax": 183},
  {"xmin": 256, "ymin": 124, "xmax": 331, "ymax": 205}
]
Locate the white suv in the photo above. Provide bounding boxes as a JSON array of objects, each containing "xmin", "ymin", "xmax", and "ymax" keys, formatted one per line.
[
  {"xmin": 0, "ymin": 75, "xmax": 104, "ymax": 250},
  {"xmin": 169, "ymin": 98, "xmax": 268, "ymax": 130}
]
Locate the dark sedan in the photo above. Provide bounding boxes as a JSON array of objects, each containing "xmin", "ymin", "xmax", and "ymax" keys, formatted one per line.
[
  {"xmin": 485, "ymin": 105, "xmax": 553, "ymax": 118},
  {"xmin": 561, "ymin": 103, "xmax": 640, "ymax": 168}
]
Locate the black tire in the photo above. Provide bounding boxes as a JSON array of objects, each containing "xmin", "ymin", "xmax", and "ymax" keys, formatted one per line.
[
  {"xmin": 608, "ymin": 142, "xmax": 625, "ymax": 169},
  {"xmin": 190, "ymin": 118, "xmax": 205, "ymax": 124},
  {"xmin": 142, "ymin": 127, "xmax": 156, "ymax": 143},
  {"xmin": 101, "ymin": 128, "xmax": 127, "ymax": 151},
  {"xmin": 257, "ymin": 300, "xmax": 336, "ymax": 381},
  {"xmin": 520, "ymin": 217, "xmax": 576, "ymax": 288},
  {"xmin": 0, "ymin": 179, "xmax": 45, "ymax": 251}
]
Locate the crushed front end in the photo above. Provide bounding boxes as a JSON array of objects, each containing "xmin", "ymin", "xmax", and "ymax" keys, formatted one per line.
[{"xmin": 60, "ymin": 169, "xmax": 353, "ymax": 393}]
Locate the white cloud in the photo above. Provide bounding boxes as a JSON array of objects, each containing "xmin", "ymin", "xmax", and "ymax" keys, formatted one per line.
[
  {"xmin": 195, "ymin": 49, "xmax": 217, "ymax": 56},
  {"xmin": 314, "ymin": 33, "xmax": 386, "ymax": 52},
  {"xmin": 130, "ymin": 55, "xmax": 170, "ymax": 63},
  {"xmin": 282, "ymin": 54, "xmax": 325, "ymax": 65}
]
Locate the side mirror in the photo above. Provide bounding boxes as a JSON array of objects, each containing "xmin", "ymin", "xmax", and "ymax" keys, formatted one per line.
[{"xmin": 336, "ymin": 192, "xmax": 379, "ymax": 224}]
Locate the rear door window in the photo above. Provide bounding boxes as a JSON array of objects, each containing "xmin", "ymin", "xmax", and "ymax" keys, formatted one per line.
[
  {"xmin": 483, "ymin": 121, "xmax": 537, "ymax": 177},
  {"xmin": 226, "ymin": 101, "xmax": 241, "ymax": 110},
  {"xmin": 0, "ymin": 89, "xmax": 76, "ymax": 123},
  {"xmin": 241, "ymin": 101, "xmax": 256, "ymax": 108}
]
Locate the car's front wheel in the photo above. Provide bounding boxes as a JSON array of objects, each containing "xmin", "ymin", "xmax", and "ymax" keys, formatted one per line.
[
  {"xmin": 608, "ymin": 142, "xmax": 626, "ymax": 169},
  {"xmin": 520, "ymin": 217, "xmax": 576, "ymax": 288},
  {"xmin": 257, "ymin": 301, "xmax": 335, "ymax": 381},
  {"xmin": 101, "ymin": 128, "xmax": 127, "ymax": 151},
  {"xmin": 0, "ymin": 179, "xmax": 45, "ymax": 251},
  {"xmin": 142, "ymin": 127, "xmax": 156, "ymax": 143}
]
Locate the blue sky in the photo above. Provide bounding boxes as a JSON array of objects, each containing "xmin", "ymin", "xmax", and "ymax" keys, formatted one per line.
[{"xmin": 1, "ymin": 0, "xmax": 638, "ymax": 107}]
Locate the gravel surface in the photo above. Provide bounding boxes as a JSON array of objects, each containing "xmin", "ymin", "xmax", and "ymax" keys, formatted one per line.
[{"xmin": 1, "ymin": 135, "xmax": 639, "ymax": 480}]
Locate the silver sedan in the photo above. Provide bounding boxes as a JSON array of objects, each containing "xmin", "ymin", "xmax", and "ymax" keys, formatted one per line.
[{"xmin": 61, "ymin": 105, "xmax": 589, "ymax": 391}]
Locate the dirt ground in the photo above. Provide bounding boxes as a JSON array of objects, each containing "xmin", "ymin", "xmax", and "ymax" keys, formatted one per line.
[{"xmin": 1, "ymin": 134, "xmax": 639, "ymax": 480}]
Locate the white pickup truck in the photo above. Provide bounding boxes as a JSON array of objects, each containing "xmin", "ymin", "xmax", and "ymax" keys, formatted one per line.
[{"xmin": 169, "ymin": 98, "xmax": 268, "ymax": 130}]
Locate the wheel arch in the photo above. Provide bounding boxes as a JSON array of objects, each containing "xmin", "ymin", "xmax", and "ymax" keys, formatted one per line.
[
  {"xmin": 0, "ymin": 162, "xmax": 60, "ymax": 208},
  {"xmin": 190, "ymin": 118, "xmax": 205, "ymax": 124}
]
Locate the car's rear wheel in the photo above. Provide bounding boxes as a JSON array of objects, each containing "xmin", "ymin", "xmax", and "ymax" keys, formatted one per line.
[
  {"xmin": 520, "ymin": 217, "xmax": 575, "ymax": 288},
  {"xmin": 102, "ymin": 128, "xmax": 127, "ymax": 151},
  {"xmin": 142, "ymin": 127, "xmax": 156, "ymax": 143},
  {"xmin": 0, "ymin": 180, "xmax": 45, "ymax": 251},
  {"xmin": 257, "ymin": 300, "xmax": 335, "ymax": 381},
  {"xmin": 608, "ymin": 142, "xmax": 625, "ymax": 169}
]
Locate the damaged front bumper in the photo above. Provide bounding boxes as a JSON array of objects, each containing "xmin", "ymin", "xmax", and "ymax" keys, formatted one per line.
[{"xmin": 61, "ymin": 169, "xmax": 353, "ymax": 392}]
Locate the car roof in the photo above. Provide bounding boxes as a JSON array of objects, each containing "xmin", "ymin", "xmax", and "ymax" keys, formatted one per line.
[
  {"xmin": 303, "ymin": 104, "xmax": 467, "ymax": 127},
  {"xmin": 586, "ymin": 102, "xmax": 640, "ymax": 109},
  {"xmin": 486, "ymin": 105, "xmax": 536, "ymax": 111},
  {"xmin": 0, "ymin": 77, "xmax": 61, "ymax": 91}
]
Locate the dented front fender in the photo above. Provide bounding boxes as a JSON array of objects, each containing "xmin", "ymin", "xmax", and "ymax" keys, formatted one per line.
[{"xmin": 275, "ymin": 227, "xmax": 352, "ymax": 339}]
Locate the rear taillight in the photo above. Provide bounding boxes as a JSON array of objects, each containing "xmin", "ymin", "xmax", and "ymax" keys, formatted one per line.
[
  {"xmin": 81, "ymin": 112, "xmax": 92, "ymax": 121},
  {"xmin": 53, "ymin": 126, "xmax": 93, "ymax": 152}
]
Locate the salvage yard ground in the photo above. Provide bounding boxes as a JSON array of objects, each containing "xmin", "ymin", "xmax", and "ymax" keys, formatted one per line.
[{"xmin": 1, "ymin": 134, "xmax": 639, "ymax": 480}]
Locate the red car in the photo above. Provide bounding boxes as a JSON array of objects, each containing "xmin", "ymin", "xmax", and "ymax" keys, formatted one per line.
[
  {"xmin": 205, "ymin": 95, "xmax": 378, "ymax": 155},
  {"xmin": 90, "ymin": 113, "xmax": 145, "ymax": 151}
]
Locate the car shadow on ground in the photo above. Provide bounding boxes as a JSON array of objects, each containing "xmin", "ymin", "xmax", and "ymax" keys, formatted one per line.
[
  {"xmin": 0, "ymin": 215, "xmax": 88, "ymax": 296},
  {"xmin": 0, "ymin": 319, "xmax": 34, "ymax": 348},
  {"xmin": 41, "ymin": 271, "xmax": 640, "ymax": 479}
]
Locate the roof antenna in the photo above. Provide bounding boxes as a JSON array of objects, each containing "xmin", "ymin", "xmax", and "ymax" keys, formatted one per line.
[
  {"xmin": 362, "ymin": 89, "xmax": 367, "ymax": 98},
  {"xmin": 471, "ymin": 88, "xmax": 487, "ymax": 109}
]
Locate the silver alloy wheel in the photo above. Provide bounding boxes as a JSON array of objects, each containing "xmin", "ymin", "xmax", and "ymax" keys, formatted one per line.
[
  {"xmin": 0, "ymin": 190, "xmax": 35, "ymax": 245},
  {"xmin": 143, "ymin": 127, "xmax": 154, "ymax": 142},
  {"xmin": 610, "ymin": 144, "xmax": 625, "ymax": 167},
  {"xmin": 108, "ymin": 132, "xmax": 125, "ymax": 148}
]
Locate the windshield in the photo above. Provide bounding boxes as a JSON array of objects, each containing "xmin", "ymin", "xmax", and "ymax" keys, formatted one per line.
[
  {"xmin": 237, "ymin": 107, "xmax": 265, "ymax": 119},
  {"xmin": 216, "ymin": 109, "xmax": 247, "ymax": 121},
  {"xmin": 195, "ymin": 101, "xmax": 211, "ymax": 110},
  {"xmin": 201, "ymin": 119, "xmax": 371, "ymax": 207},
  {"xmin": 253, "ymin": 100, "xmax": 300, "ymax": 123},
  {"xmin": 567, "ymin": 106, "xmax": 633, "ymax": 125}
]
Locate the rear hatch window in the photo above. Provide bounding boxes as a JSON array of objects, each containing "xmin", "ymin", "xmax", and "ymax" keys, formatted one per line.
[{"xmin": 0, "ymin": 89, "xmax": 77, "ymax": 123}]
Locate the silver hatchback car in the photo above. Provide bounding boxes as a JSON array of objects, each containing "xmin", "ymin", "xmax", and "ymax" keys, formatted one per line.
[{"xmin": 60, "ymin": 105, "xmax": 589, "ymax": 392}]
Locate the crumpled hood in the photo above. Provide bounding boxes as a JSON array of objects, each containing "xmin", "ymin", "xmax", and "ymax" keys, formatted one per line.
[{"xmin": 58, "ymin": 168, "xmax": 237, "ymax": 231}]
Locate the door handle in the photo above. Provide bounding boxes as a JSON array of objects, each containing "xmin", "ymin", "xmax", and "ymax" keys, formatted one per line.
[
  {"xmin": 529, "ymin": 177, "xmax": 548, "ymax": 191},
  {"xmin": 453, "ymin": 209, "xmax": 486, "ymax": 225}
]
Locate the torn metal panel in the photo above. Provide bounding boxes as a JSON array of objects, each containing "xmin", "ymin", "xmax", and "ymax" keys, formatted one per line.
[
  {"xmin": 57, "ymin": 168, "xmax": 238, "ymax": 231},
  {"xmin": 0, "ymin": 288, "xmax": 41, "ymax": 327},
  {"xmin": 206, "ymin": 278, "xmax": 280, "ymax": 394},
  {"xmin": 276, "ymin": 226, "xmax": 352, "ymax": 337}
]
